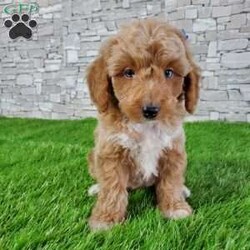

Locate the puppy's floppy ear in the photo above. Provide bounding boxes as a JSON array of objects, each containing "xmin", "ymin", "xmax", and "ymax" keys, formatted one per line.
[
  {"xmin": 172, "ymin": 27, "xmax": 201, "ymax": 114},
  {"xmin": 183, "ymin": 62, "xmax": 201, "ymax": 114},
  {"xmin": 86, "ymin": 38, "xmax": 117, "ymax": 113},
  {"xmin": 86, "ymin": 56, "xmax": 110, "ymax": 113}
]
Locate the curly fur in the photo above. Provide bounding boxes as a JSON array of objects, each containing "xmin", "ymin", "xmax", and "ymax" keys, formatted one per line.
[{"xmin": 86, "ymin": 18, "xmax": 201, "ymax": 231}]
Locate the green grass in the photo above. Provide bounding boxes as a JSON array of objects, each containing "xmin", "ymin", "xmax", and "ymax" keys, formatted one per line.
[{"xmin": 0, "ymin": 117, "xmax": 249, "ymax": 250}]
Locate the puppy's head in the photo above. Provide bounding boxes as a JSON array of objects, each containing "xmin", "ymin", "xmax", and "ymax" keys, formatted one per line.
[{"xmin": 87, "ymin": 19, "xmax": 201, "ymax": 124}]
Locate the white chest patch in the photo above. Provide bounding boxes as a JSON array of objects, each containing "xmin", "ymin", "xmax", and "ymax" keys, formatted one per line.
[{"xmin": 108, "ymin": 122, "xmax": 182, "ymax": 180}]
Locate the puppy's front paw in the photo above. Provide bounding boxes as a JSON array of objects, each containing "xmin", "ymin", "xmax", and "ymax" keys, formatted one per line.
[
  {"xmin": 89, "ymin": 219, "xmax": 115, "ymax": 231},
  {"xmin": 163, "ymin": 202, "xmax": 192, "ymax": 220},
  {"xmin": 89, "ymin": 215, "xmax": 124, "ymax": 231}
]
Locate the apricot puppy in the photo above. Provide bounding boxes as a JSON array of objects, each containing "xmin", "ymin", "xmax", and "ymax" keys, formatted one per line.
[{"xmin": 86, "ymin": 18, "xmax": 201, "ymax": 231}]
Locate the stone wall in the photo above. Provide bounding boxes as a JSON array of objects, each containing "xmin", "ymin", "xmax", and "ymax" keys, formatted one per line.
[{"xmin": 0, "ymin": 0, "xmax": 249, "ymax": 121}]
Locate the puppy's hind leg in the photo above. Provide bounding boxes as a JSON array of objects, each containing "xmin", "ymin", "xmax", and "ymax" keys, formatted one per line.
[
  {"xmin": 182, "ymin": 185, "xmax": 191, "ymax": 199},
  {"xmin": 88, "ymin": 149, "xmax": 96, "ymax": 178},
  {"xmin": 88, "ymin": 183, "xmax": 100, "ymax": 196},
  {"xmin": 87, "ymin": 149, "xmax": 100, "ymax": 196}
]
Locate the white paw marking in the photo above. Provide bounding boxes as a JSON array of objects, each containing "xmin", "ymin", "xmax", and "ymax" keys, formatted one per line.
[
  {"xmin": 165, "ymin": 209, "xmax": 192, "ymax": 219},
  {"xmin": 88, "ymin": 184, "xmax": 100, "ymax": 196},
  {"xmin": 89, "ymin": 220, "xmax": 113, "ymax": 231},
  {"xmin": 182, "ymin": 186, "xmax": 191, "ymax": 198}
]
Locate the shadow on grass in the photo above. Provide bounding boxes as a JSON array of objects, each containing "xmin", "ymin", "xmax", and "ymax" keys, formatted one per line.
[{"xmin": 127, "ymin": 186, "xmax": 156, "ymax": 219}]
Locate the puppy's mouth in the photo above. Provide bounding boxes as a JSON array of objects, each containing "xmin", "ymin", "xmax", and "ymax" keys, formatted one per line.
[{"xmin": 110, "ymin": 82, "xmax": 163, "ymax": 122}]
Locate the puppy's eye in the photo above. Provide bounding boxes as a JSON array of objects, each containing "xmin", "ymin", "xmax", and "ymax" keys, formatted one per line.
[
  {"xmin": 123, "ymin": 68, "xmax": 135, "ymax": 79},
  {"xmin": 164, "ymin": 69, "xmax": 174, "ymax": 79}
]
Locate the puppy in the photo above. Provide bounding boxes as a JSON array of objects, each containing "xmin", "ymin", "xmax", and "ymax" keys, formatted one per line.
[{"xmin": 86, "ymin": 18, "xmax": 201, "ymax": 231}]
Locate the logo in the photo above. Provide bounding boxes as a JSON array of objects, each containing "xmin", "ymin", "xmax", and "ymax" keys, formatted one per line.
[{"xmin": 2, "ymin": 1, "xmax": 39, "ymax": 40}]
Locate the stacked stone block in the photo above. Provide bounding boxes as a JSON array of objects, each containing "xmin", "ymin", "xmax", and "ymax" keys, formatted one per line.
[
  {"xmin": 0, "ymin": 0, "xmax": 249, "ymax": 121},
  {"xmin": 166, "ymin": 0, "xmax": 250, "ymax": 122}
]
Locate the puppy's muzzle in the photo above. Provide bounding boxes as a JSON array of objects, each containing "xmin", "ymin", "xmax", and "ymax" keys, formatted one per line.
[{"xmin": 142, "ymin": 105, "xmax": 160, "ymax": 119}]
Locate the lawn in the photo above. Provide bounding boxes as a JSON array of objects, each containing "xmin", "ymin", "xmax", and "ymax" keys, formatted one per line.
[{"xmin": 0, "ymin": 117, "xmax": 249, "ymax": 250}]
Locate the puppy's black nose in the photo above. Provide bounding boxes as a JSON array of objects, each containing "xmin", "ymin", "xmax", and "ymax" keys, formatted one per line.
[{"xmin": 142, "ymin": 105, "xmax": 160, "ymax": 119}]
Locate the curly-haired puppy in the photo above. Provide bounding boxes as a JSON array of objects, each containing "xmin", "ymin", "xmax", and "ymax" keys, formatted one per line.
[{"xmin": 86, "ymin": 18, "xmax": 201, "ymax": 231}]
